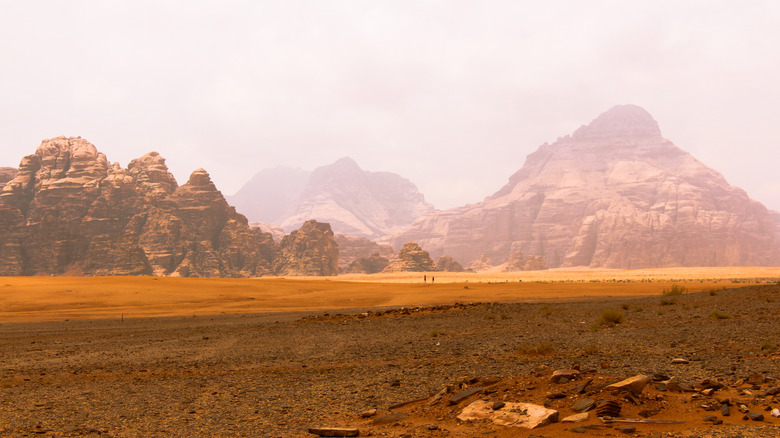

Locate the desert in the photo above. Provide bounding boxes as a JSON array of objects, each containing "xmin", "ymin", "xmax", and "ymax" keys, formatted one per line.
[{"xmin": 1, "ymin": 269, "xmax": 779, "ymax": 437}]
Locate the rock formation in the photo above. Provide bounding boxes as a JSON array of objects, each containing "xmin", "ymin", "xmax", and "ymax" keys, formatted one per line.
[
  {"xmin": 0, "ymin": 137, "xmax": 336, "ymax": 277},
  {"xmin": 335, "ymin": 234, "xmax": 396, "ymax": 271},
  {"xmin": 274, "ymin": 220, "xmax": 339, "ymax": 276},
  {"xmin": 343, "ymin": 253, "xmax": 390, "ymax": 274},
  {"xmin": 502, "ymin": 251, "xmax": 547, "ymax": 272},
  {"xmin": 249, "ymin": 222, "xmax": 286, "ymax": 243},
  {"xmin": 465, "ymin": 254, "xmax": 494, "ymax": 272},
  {"xmin": 392, "ymin": 105, "xmax": 780, "ymax": 268},
  {"xmin": 230, "ymin": 157, "xmax": 433, "ymax": 240},
  {"xmin": 436, "ymin": 255, "xmax": 464, "ymax": 272},
  {"xmin": 0, "ymin": 167, "xmax": 17, "ymax": 189},
  {"xmin": 383, "ymin": 242, "xmax": 436, "ymax": 272}
]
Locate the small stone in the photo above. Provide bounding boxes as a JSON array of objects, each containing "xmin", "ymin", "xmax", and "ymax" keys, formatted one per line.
[
  {"xmin": 546, "ymin": 392, "xmax": 566, "ymax": 399},
  {"xmin": 739, "ymin": 404, "xmax": 749, "ymax": 413},
  {"xmin": 671, "ymin": 358, "xmax": 689, "ymax": 364},
  {"xmin": 571, "ymin": 398, "xmax": 596, "ymax": 413},
  {"xmin": 655, "ymin": 383, "xmax": 667, "ymax": 391},
  {"xmin": 747, "ymin": 373, "xmax": 765, "ymax": 385},
  {"xmin": 721, "ymin": 404, "xmax": 730, "ymax": 416},
  {"xmin": 549, "ymin": 369, "xmax": 579, "ymax": 384},
  {"xmin": 771, "ymin": 408, "xmax": 780, "ymax": 418},
  {"xmin": 601, "ymin": 361, "xmax": 610, "ymax": 369},
  {"xmin": 427, "ymin": 424, "xmax": 438, "ymax": 430},
  {"xmin": 712, "ymin": 419, "xmax": 723, "ymax": 425},
  {"xmin": 748, "ymin": 412, "xmax": 764, "ymax": 421},
  {"xmin": 571, "ymin": 378, "xmax": 593, "ymax": 394},
  {"xmin": 703, "ymin": 415, "xmax": 718, "ymax": 422},
  {"xmin": 562, "ymin": 412, "xmax": 589, "ymax": 423},
  {"xmin": 389, "ymin": 379, "xmax": 401, "ymax": 387},
  {"xmin": 360, "ymin": 408, "xmax": 377, "ymax": 418},
  {"xmin": 606, "ymin": 374, "xmax": 652, "ymax": 395},
  {"xmin": 638, "ymin": 409, "xmax": 659, "ymax": 418},
  {"xmin": 571, "ymin": 426, "xmax": 587, "ymax": 433},
  {"xmin": 616, "ymin": 426, "xmax": 636, "ymax": 434},
  {"xmin": 491, "ymin": 401, "xmax": 505, "ymax": 410}
]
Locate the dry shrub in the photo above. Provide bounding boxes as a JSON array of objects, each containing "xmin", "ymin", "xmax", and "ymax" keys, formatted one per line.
[{"xmin": 598, "ymin": 309, "xmax": 624, "ymax": 327}]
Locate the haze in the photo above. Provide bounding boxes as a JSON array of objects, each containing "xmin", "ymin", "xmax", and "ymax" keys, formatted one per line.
[{"xmin": 1, "ymin": 1, "xmax": 779, "ymax": 211}]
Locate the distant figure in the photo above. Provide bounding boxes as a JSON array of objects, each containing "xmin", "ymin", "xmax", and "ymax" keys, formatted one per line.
[
  {"xmin": 432, "ymin": 276, "xmax": 435, "ymax": 283},
  {"xmin": 424, "ymin": 275, "xmax": 427, "ymax": 283}
]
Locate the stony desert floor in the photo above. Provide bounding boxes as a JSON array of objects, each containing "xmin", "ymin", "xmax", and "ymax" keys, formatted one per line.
[{"xmin": 0, "ymin": 269, "xmax": 779, "ymax": 437}]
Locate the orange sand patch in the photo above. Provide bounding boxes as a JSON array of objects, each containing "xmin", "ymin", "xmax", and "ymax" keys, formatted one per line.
[{"xmin": 0, "ymin": 267, "xmax": 777, "ymax": 322}]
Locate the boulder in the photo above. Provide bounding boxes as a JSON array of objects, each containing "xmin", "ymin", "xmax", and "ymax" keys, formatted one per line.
[
  {"xmin": 606, "ymin": 374, "xmax": 652, "ymax": 394},
  {"xmin": 458, "ymin": 400, "xmax": 558, "ymax": 429},
  {"xmin": 383, "ymin": 242, "xmax": 436, "ymax": 272},
  {"xmin": 275, "ymin": 220, "xmax": 339, "ymax": 276}
]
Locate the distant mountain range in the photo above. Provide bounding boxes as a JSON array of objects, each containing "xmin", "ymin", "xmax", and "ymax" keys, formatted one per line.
[
  {"xmin": 228, "ymin": 157, "xmax": 433, "ymax": 240},
  {"xmin": 391, "ymin": 105, "xmax": 780, "ymax": 268},
  {"xmin": 2, "ymin": 104, "xmax": 779, "ymax": 276}
]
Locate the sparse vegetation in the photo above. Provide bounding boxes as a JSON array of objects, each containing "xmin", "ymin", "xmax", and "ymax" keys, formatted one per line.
[
  {"xmin": 429, "ymin": 330, "xmax": 442, "ymax": 337},
  {"xmin": 662, "ymin": 284, "xmax": 686, "ymax": 296},
  {"xmin": 761, "ymin": 341, "xmax": 777, "ymax": 352},
  {"xmin": 660, "ymin": 296, "xmax": 677, "ymax": 306},
  {"xmin": 485, "ymin": 312, "xmax": 496, "ymax": 320},
  {"xmin": 596, "ymin": 309, "xmax": 624, "ymax": 327},
  {"xmin": 500, "ymin": 312, "xmax": 511, "ymax": 320},
  {"xmin": 516, "ymin": 341, "xmax": 555, "ymax": 356},
  {"xmin": 621, "ymin": 303, "xmax": 630, "ymax": 310},
  {"xmin": 710, "ymin": 309, "xmax": 731, "ymax": 320}
]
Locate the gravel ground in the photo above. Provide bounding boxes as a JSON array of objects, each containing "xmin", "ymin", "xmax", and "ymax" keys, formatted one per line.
[{"xmin": 0, "ymin": 284, "xmax": 778, "ymax": 437}]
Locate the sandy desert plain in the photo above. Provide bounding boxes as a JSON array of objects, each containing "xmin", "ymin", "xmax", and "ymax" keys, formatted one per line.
[{"xmin": 1, "ymin": 267, "xmax": 779, "ymax": 437}]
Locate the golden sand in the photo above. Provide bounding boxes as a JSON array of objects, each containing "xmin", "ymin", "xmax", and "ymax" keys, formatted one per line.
[{"xmin": 1, "ymin": 267, "xmax": 778, "ymax": 322}]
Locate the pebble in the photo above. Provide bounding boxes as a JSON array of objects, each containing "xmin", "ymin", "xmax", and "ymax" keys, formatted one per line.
[
  {"xmin": 721, "ymin": 404, "xmax": 730, "ymax": 416},
  {"xmin": 491, "ymin": 401, "xmax": 505, "ymax": 410},
  {"xmin": 616, "ymin": 425, "xmax": 636, "ymax": 434},
  {"xmin": 427, "ymin": 424, "xmax": 438, "ymax": 430},
  {"xmin": 359, "ymin": 408, "xmax": 376, "ymax": 418},
  {"xmin": 748, "ymin": 412, "xmax": 764, "ymax": 421},
  {"xmin": 771, "ymin": 408, "xmax": 780, "ymax": 418},
  {"xmin": 570, "ymin": 426, "xmax": 587, "ymax": 433},
  {"xmin": 671, "ymin": 358, "xmax": 689, "ymax": 364}
]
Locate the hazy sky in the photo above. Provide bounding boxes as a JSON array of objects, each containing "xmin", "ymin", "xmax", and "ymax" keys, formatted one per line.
[{"xmin": 2, "ymin": 1, "xmax": 779, "ymax": 211}]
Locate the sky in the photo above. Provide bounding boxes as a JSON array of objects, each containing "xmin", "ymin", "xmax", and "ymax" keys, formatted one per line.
[{"xmin": 1, "ymin": 1, "xmax": 780, "ymax": 211}]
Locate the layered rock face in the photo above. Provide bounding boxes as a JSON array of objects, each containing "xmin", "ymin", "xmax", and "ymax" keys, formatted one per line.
[
  {"xmin": 392, "ymin": 105, "xmax": 780, "ymax": 268},
  {"xmin": 0, "ymin": 137, "xmax": 328, "ymax": 277},
  {"xmin": 274, "ymin": 220, "xmax": 339, "ymax": 276},
  {"xmin": 231, "ymin": 157, "xmax": 433, "ymax": 240},
  {"xmin": 343, "ymin": 253, "xmax": 390, "ymax": 274},
  {"xmin": 383, "ymin": 242, "xmax": 436, "ymax": 272},
  {"xmin": 465, "ymin": 254, "xmax": 494, "ymax": 272}
]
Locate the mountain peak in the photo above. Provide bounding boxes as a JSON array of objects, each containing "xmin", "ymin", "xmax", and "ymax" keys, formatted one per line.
[{"xmin": 573, "ymin": 104, "xmax": 661, "ymax": 140}]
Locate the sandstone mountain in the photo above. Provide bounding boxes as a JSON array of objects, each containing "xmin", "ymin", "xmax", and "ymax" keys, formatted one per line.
[
  {"xmin": 392, "ymin": 105, "xmax": 780, "ymax": 268},
  {"xmin": 274, "ymin": 220, "xmax": 339, "ymax": 276},
  {"xmin": 0, "ymin": 137, "xmax": 337, "ymax": 277},
  {"xmin": 335, "ymin": 234, "xmax": 396, "ymax": 272},
  {"xmin": 230, "ymin": 157, "xmax": 433, "ymax": 240}
]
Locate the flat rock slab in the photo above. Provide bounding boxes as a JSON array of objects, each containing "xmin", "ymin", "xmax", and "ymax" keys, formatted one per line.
[
  {"xmin": 571, "ymin": 397, "xmax": 596, "ymax": 412},
  {"xmin": 562, "ymin": 412, "xmax": 589, "ymax": 423},
  {"xmin": 370, "ymin": 412, "xmax": 407, "ymax": 425},
  {"xmin": 550, "ymin": 369, "xmax": 579, "ymax": 383},
  {"xmin": 606, "ymin": 374, "xmax": 652, "ymax": 394},
  {"xmin": 449, "ymin": 387, "xmax": 483, "ymax": 405},
  {"xmin": 308, "ymin": 427, "xmax": 360, "ymax": 437},
  {"xmin": 458, "ymin": 400, "xmax": 558, "ymax": 429}
]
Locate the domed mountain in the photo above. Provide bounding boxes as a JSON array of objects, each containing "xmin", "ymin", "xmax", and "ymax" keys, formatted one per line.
[
  {"xmin": 392, "ymin": 105, "xmax": 780, "ymax": 268},
  {"xmin": 231, "ymin": 157, "xmax": 433, "ymax": 240}
]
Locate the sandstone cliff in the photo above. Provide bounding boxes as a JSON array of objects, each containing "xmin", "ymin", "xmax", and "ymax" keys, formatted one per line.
[
  {"xmin": 383, "ymin": 242, "xmax": 436, "ymax": 272},
  {"xmin": 231, "ymin": 157, "xmax": 433, "ymax": 240},
  {"xmin": 274, "ymin": 220, "xmax": 339, "ymax": 276},
  {"xmin": 436, "ymin": 255, "xmax": 464, "ymax": 272},
  {"xmin": 343, "ymin": 253, "xmax": 390, "ymax": 274},
  {"xmin": 335, "ymin": 234, "xmax": 396, "ymax": 271},
  {"xmin": 0, "ymin": 137, "xmax": 333, "ymax": 277},
  {"xmin": 502, "ymin": 251, "xmax": 547, "ymax": 272},
  {"xmin": 392, "ymin": 105, "xmax": 780, "ymax": 268},
  {"xmin": 0, "ymin": 168, "xmax": 17, "ymax": 188}
]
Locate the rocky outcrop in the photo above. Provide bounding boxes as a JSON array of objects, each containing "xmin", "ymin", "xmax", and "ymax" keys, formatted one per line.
[
  {"xmin": 231, "ymin": 157, "xmax": 433, "ymax": 240},
  {"xmin": 343, "ymin": 253, "xmax": 390, "ymax": 274},
  {"xmin": 465, "ymin": 254, "xmax": 494, "ymax": 272},
  {"xmin": 249, "ymin": 222, "xmax": 286, "ymax": 243},
  {"xmin": 274, "ymin": 220, "xmax": 339, "ymax": 276},
  {"xmin": 502, "ymin": 251, "xmax": 547, "ymax": 272},
  {"xmin": 392, "ymin": 105, "xmax": 780, "ymax": 268},
  {"xmin": 0, "ymin": 167, "xmax": 17, "ymax": 189},
  {"xmin": 0, "ymin": 136, "xmax": 284, "ymax": 277},
  {"xmin": 335, "ymin": 234, "xmax": 396, "ymax": 271},
  {"xmin": 436, "ymin": 255, "xmax": 464, "ymax": 272},
  {"xmin": 383, "ymin": 242, "xmax": 436, "ymax": 272}
]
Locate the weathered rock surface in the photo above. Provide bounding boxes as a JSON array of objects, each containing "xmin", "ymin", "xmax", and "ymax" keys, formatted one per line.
[
  {"xmin": 436, "ymin": 255, "xmax": 464, "ymax": 272},
  {"xmin": 383, "ymin": 242, "xmax": 436, "ymax": 272},
  {"xmin": 502, "ymin": 251, "xmax": 547, "ymax": 272},
  {"xmin": 343, "ymin": 253, "xmax": 390, "ymax": 274},
  {"xmin": 249, "ymin": 222, "xmax": 286, "ymax": 243},
  {"xmin": 0, "ymin": 137, "xmax": 336, "ymax": 277},
  {"xmin": 392, "ymin": 105, "xmax": 780, "ymax": 268},
  {"xmin": 458, "ymin": 400, "xmax": 558, "ymax": 429},
  {"xmin": 231, "ymin": 157, "xmax": 433, "ymax": 240},
  {"xmin": 274, "ymin": 220, "xmax": 339, "ymax": 276},
  {"xmin": 335, "ymin": 234, "xmax": 396, "ymax": 271},
  {"xmin": 0, "ymin": 167, "xmax": 17, "ymax": 189}
]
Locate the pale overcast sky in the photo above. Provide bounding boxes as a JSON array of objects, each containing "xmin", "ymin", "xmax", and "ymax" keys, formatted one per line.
[{"xmin": 2, "ymin": 1, "xmax": 779, "ymax": 211}]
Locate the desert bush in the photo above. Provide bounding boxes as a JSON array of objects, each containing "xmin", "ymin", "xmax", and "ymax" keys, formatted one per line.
[
  {"xmin": 621, "ymin": 303, "xmax": 630, "ymax": 310},
  {"xmin": 500, "ymin": 313, "xmax": 511, "ymax": 320},
  {"xmin": 662, "ymin": 284, "xmax": 686, "ymax": 296},
  {"xmin": 597, "ymin": 309, "xmax": 624, "ymax": 327},
  {"xmin": 516, "ymin": 342, "xmax": 555, "ymax": 356},
  {"xmin": 660, "ymin": 296, "xmax": 676, "ymax": 306},
  {"xmin": 710, "ymin": 310, "xmax": 731, "ymax": 320},
  {"xmin": 485, "ymin": 312, "xmax": 496, "ymax": 320}
]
